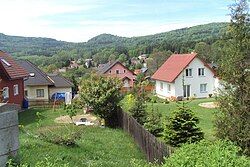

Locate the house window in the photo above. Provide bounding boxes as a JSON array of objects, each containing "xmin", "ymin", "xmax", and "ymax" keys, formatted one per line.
[
  {"xmin": 36, "ymin": 89, "xmax": 44, "ymax": 97},
  {"xmin": 160, "ymin": 82, "xmax": 164, "ymax": 90},
  {"xmin": 124, "ymin": 70, "xmax": 126, "ymax": 73},
  {"xmin": 13, "ymin": 84, "xmax": 19, "ymax": 96},
  {"xmin": 167, "ymin": 84, "xmax": 171, "ymax": 92},
  {"xmin": 2, "ymin": 87, "xmax": 9, "ymax": 99},
  {"xmin": 198, "ymin": 68, "xmax": 205, "ymax": 76},
  {"xmin": 116, "ymin": 70, "xmax": 119, "ymax": 74},
  {"xmin": 25, "ymin": 90, "xmax": 28, "ymax": 96},
  {"xmin": 185, "ymin": 68, "xmax": 192, "ymax": 77},
  {"xmin": 200, "ymin": 84, "xmax": 207, "ymax": 93},
  {"xmin": 109, "ymin": 70, "xmax": 111, "ymax": 74}
]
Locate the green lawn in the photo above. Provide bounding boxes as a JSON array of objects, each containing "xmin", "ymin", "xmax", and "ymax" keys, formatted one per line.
[
  {"xmin": 147, "ymin": 98, "xmax": 217, "ymax": 140},
  {"xmin": 18, "ymin": 108, "xmax": 147, "ymax": 167}
]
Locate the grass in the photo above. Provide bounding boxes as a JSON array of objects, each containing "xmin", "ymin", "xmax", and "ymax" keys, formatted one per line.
[
  {"xmin": 18, "ymin": 108, "xmax": 148, "ymax": 167},
  {"xmin": 147, "ymin": 98, "xmax": 217, "ymax": 140}
]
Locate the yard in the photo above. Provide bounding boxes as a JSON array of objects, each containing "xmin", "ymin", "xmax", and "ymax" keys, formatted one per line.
[
  {"xmin": 18, "ymin": 108, "xmax": 148, "ymax": 167},
  {"xmin": 147, "ymin": 98, "xmax": 217, "ymax": 140}
]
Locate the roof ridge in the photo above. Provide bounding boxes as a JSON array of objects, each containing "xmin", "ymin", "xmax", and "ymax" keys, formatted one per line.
[{"xmin": 19, "ymin": 60, "xmax": 54, "ymax": 85}]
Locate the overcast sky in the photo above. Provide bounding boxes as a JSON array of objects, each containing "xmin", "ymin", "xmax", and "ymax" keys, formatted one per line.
[{"xmin": 0, "ymin": 0, "xmax": 231, "ymax": 42}]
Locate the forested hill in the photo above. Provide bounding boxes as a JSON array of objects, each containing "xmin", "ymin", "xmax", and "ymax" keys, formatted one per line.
[
  {"xmin": 0, "ymin": 33, "xmax": 73, "ymax": 56},
  {"xmin": 0, "ymin": 22, "xmax": 228, "ymax": 58},
  {"xmin": 85, "ymin": 22, "xmax": 227, "ymax": 51}
]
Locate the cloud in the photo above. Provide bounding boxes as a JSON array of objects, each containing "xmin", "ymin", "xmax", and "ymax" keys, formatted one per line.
[{"xmin": 0, "ymin": 0, "xmax": 229, "ymax": 42}]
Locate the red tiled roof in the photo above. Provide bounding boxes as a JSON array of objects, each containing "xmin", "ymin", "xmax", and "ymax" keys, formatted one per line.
[
  {"xmin": 151, "ymin": 53, "xmax": 197, "ymax": 82},
  {"xmin": 0, "ymin": 50, "xmax": 28, "ymax": 79}
]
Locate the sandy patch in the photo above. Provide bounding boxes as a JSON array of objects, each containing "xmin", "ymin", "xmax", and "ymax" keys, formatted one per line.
[
  {"xmin": 55, "ymin": 114, "xmax": 99, "ymax": 125},
  {"xmin": 199, "ymin": 102, "xmax": 218, "ymax": 109}
]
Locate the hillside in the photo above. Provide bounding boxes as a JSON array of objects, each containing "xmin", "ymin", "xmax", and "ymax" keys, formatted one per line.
[
  {"xmin": 0, "ymin": 22, "xmax": 228, "ymax": 57},
  {"xmin": 0, "ymin": 33, "xmax": 72, "ymax": 57}
]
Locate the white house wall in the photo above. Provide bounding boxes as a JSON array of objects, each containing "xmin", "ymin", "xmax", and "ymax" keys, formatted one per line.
[
  {"xmin": 49, "ymin": 87, "xmax": 72, "ymax": 99},
  {"xmin": 174, "ymin": 58, "xmax": 215, "ymax": 98},
  {"xmin": 155, "ymin": 80, "xmax": 175, "ymax": 99}
]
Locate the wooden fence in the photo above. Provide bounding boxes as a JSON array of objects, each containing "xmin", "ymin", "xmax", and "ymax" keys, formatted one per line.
[{"xmin": 117, "ymin": 109, "xmax": 174, "ymax": 164}]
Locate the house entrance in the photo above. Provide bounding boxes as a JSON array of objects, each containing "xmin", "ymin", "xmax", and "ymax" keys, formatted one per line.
[{"xmin": 183, "ymin": 85, "xmax": 191, "ymax": 97}]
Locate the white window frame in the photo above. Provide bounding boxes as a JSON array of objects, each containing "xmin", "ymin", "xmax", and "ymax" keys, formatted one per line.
[
  {"xmin": 167, "ymin": 84, "xmax": 171, "ymax": 92},
  {"xmin": 198, "ymin": 68, "xmax": 205, "ymax": 76},
  {"xmin": 200, "ymin": 84, "xmax": 207, "ymax": 93},
  {"xmin": 36, "ymin": 89, "xmax": 45, "ymax": 97},
  {"xmin": 160, "ymin": 82, "xmax": 164, "ymax": 90},
  {"xmin": 185, "ymin": 68, "xmax": 192, "ymax": 77},
  {"xmin": 13, "ymin": 84, "xmax": 19, "ymax": 96},
  {"xmin": 2, "ymin": 87, "xmax": 9, "ymax": 99}
]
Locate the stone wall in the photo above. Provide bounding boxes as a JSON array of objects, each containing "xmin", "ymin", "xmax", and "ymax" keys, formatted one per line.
[{"xmin": 0, "ymin": 104, "xmax": 20, "ymax": 166}]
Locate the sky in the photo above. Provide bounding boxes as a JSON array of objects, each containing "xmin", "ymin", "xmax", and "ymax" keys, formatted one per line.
[{"xmin": 0, "ymin": 0, "xmax": 231, "ymax": 42}]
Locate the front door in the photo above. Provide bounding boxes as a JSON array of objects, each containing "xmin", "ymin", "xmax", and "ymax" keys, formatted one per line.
[{"xmin": 183, "ymin": 85, "xmax": 191, "ymax": 98}]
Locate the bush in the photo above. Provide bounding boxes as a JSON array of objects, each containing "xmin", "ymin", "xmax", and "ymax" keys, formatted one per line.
[
  {"xmin": 163, "ymin": 140, "xmax": 250, "ymax": 167},
  {"xmin": 163, "ymin": 102, "xmax": 204, "ymax": 147},
  {"xmin": 120, "ymin": 94, "xmax": 136, "ymax": 112},
  {"xmin": 79, "ymin": 75, "xmax": 122, "ymax": 127},
  {"xmin": 144, "ymin": 109, "xmax": 163, "ymax": 137},
  {"xmin": 120, "ymin": 93, "xmax": 147, "ymax": 125},
  {"xmin": 7, "ymin": 156, "xmax": 70, "ymax": 167},
  {"xmin": 37, "ymin": 125, "xmax": 82, "ymax": 147},
  {"xmin": 148, "ymin": 94, "xmax": 169, "ymax": 104}
]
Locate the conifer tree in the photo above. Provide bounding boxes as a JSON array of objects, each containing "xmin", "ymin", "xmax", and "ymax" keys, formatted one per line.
[
  {"xmin": 215, "ymin": 0, "xmax": 250, "ymax": 155},
  {"xmin": 163, "ymin": 101, "xmax": 204, "ymax": 147}
]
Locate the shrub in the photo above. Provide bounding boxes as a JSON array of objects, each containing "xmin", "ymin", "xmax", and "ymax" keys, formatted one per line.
[
  {"xmin": 129, "ymin": 96, "xmax": 147, "ymax": 125},
  {"xmin": 79, "ymin": 74, "xmax": 122, "ymax": 127},
  {"xmin": 38, "ymin": 125, "xmax": 82, "ymax": 147},
  {"xmin": 163, "ymin": 102, "xmax": 204, "ymax": 147},
  {"xmin": 144, "ymin": 108, "xmax": 163, "ymax": 137},
  {"xmin": 64, "ymin": 104, "xmax": 77, "ymax": 123},
  {"xmin": 163, "ymin": 140, "xmax": 250, "ymax": 167},
  {"xmin": 7, "ymin": 156, "xmax": 70, "ymax": 167},
  {"xmin": 120, "ymin": 93, "xmax": 147, "ymax": 125},
  {"xmin": 120, "ymin": 94, "xmax": 136, "ymax": 112}
]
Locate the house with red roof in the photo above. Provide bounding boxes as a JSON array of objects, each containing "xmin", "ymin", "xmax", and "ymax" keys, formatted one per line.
[
  {"xmin": 97, "ymin": 60, "xmax": 136, "ymax": 88},
  {"xmin": 0, "ymin": 50, "xmax": 28, "ymax": 106},
  {"xmin": 152, "ymin": 53, "xmax": 220, "ymax": 99}
]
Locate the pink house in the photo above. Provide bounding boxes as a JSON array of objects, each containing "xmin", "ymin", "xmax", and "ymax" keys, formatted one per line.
[{"xmin": 98, "ymin": 61, "xmax": 136, "ymax": 88}]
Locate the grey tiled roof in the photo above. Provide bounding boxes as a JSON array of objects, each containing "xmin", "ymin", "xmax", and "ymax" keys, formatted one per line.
[
  {"xmin": 18, "ymin": 60, "xmax": 73, "ymax": 88},
  {"xmin": 47, "ymin": 74, "xmax": 74, "ymax": 87},
  {"xmin": 18, "ymin": 60, "xmax": 54, "ymax": 86},
  {"xmin": 97, "ymin": 60, "xmax": 120, "ymax": 74}
]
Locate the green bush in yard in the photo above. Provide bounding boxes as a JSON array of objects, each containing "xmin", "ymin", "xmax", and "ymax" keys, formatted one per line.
[
  {"xmin": 163, "ymin": 102, "xmax": 204, "ymax": 147},
  {"xmin": 144, "ymin": 106, "xmax": 163, "ymax": 137},
  {"xmin": 37, "ymin": 125, "xmax": 82, "ymax": 147},
  {"xmin": 79, "ymin": 74, "xmax": 122, "ymax": 127},
  {"xmin": 120, "ymin": 93, "xmax": 147, "ymax": 125},
  {"xmin": 163, "ymin": 140, "xmax": 250, "ymax": 167}
]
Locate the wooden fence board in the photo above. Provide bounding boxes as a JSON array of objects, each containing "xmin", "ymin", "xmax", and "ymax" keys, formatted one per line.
[{"xmin": 117, "ymin": 109, "xmax": 173, "ymax": 164}]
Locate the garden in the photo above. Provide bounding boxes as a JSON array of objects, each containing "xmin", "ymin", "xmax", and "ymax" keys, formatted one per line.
[{"xmin": 14, "ymin": 108, "xmax": 148, "ymax": 167}]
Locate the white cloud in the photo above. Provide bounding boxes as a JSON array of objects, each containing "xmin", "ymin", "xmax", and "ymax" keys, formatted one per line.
[{"xmin": 0, "ymin": 0, "xmax": 229, "ymax": 42}]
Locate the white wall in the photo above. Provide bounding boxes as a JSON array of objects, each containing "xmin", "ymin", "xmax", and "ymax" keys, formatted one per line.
[
  {"xmin": 174, "ymin": 58, "xmax": 216, "ymax": 98},
  {"xmin": 49, "ymin": 87, "xmax": 72, "ymax": 98},
  {"xmin": 155, "ymin": 80, "xmax": 175, "ymax": 99},
  {"xmin": 25, "ymin": 85, "xmax": 49, "ymax": 101}
]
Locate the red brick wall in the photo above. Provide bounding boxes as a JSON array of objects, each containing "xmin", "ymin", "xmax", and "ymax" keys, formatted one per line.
[{"xmin": 0, "ymin": 77, "xmax": 24, "ymax": 106}]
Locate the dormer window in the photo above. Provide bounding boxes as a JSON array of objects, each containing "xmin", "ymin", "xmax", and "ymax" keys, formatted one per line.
[
  {"xmin": 30, "ymin": 73, "xmax": 35, "ymax": 77},
  {"xmin": 185, "ymin": 68, "xmax": 192, "ymax": 77},
  {"xmin": 0, "ymin": 59, "xmax": 11, "ymax": 67}
]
